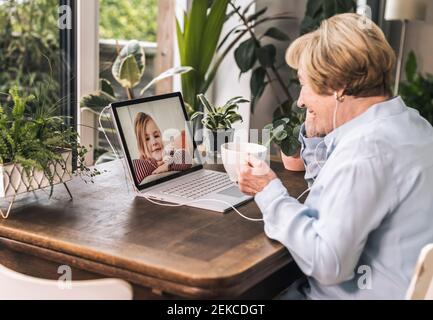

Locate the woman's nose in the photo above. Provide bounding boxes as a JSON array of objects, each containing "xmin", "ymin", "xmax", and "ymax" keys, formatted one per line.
[
  {"xmin": 297, "ymin": 91, "xmax": 305, "ymax": 108},
  {"xmin": 297, "ymin": 97, "xmax": 306, "ymax": 109}
]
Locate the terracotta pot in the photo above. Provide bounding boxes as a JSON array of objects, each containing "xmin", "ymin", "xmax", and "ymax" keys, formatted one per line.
[{"xmin": 281, "ymin": 150, "xmax": 305, "ymax": 172}]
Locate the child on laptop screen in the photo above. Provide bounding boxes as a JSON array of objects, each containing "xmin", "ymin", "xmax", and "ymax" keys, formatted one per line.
[{"xmin": 132, "ymin": 112, "xmax": 192, "ymax": 183}]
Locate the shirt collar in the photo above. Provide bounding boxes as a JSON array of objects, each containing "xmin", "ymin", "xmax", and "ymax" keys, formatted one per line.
[{"xmin": 324, "ymin": 96, "xmax": 407, "ymax": 149}]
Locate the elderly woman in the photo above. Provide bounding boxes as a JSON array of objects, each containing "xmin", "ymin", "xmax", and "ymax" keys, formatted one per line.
[{"xmin": 238, "ymin": 13, "xmax": 433, "ymax": 299}]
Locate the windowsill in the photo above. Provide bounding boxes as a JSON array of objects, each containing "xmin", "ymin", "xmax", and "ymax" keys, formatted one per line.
[{"xmin": 99, "ymin": 38, "xmax": 157, "ymax": 56}]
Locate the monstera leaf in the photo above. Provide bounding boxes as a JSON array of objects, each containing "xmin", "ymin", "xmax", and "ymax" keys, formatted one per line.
[{"xmin": 112, "ymin": 40, "xmax": 146, "ymax": 89}]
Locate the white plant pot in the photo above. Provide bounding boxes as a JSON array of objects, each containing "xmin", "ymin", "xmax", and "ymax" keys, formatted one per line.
[
  {"xmin": 0, "ymin": 149, "xmax": 72, "ymax": 199},
  {"xmin": 204, "ymin": 128, "xmax": 235, "ymax": 155}
]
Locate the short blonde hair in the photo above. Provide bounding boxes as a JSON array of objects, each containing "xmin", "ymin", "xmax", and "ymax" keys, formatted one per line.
[{"xmin": 286, "ymin": 13, "xmax": 396, "ymax": 97}]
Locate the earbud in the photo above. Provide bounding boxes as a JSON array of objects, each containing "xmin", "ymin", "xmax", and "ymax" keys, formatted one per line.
[{"xmin": 333, "ymin": 91, "xmax": 345, "ymax": 102}]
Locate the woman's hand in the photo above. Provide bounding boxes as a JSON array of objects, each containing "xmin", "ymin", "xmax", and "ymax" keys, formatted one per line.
[
  {"xmin": 152, "ymin": 162, "xmax": 170, "ymax": 175},
  {"xmin": 238, "ymin": 156, "xmax": 277, "ymax": 196}
]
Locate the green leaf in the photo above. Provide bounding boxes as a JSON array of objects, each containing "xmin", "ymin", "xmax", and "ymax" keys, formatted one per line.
[
  {"xmin": 224, "ymin": 96, "xmax": 249, "ymax": 106},
  {"xmin": 274, "ymin": 130, "xmax": 287, "ymax": 141},
  {"xmin": 100, "ymin": 79, "xmax": 114, "ymax": 96},
  {"xmin": 112, "ymin": 40, "xmax": 146, "ymax": 88},
  {"xmin": 223, "ymin": 105, "xmax": 239, "ymax": 115},
  {"xmin": 301, "ymin": 0, "xmax": 356, "ymax": 35},
  {"xmin": 337, "ymin": 0, "xmax": 357, "ymax": 13},
  {"xmin": 291, "ymin": 100, "xmax": 300, "ymax": 112},
  {"xmin": 280, "ymin": 136, "xmax": 300, "ymax": 156},
  {"xmin": 177, "ymin": 0, "xmax": 231, "ymax": 112},
  {"xmin": 190, "ymin": 111, "xmax": 204, "ymax": 121},
  {"xmin": 274, "ymin": 126, "xmax": 288, "ymax": 141},
  {"xmin": 256, "ymin": 44, "xmax": 276, "ymax": 68},
  {"xmin": 197, "ymin": 93, "xmax": 216, "ymax": 113},
  {"xmin": 184, "ymin": 0, "xmax": 207, "ymax": 68},
  {"xmin": 176, "ymin": 18, "xmax": 185, "ymax": 61},
  {"xmin": 251, "ymin": 67, "xmax": 266, "ymax": 97},
  {"xmin": 300, "ymin": 16, "xmax": 318, "ymax": 35},
  {"xmin": 235, "ymin": 38, "xmax": 258, "ymax": 73},
  {"xmin": 306, "ymin": 0, "xmax": 322, "ymax": 17},
  {"xmin": 273, "ymin": 119, "xmax": 289, "ymax": 128},
  {"xmin": 406, "ymin": 51, "xmax": 418, "ymax": 83},
  {"xmin": 250, "ymin": 67, "xmax": 266, "ymax": 113},
  {"xmin": 80, "ymin": 91, "xmax": 116, "ymax": 114},
  {"xmin": 227, "ymin": 113, "xmax": 243, "ymax": 124},
  {"xmin": 263, "ymin": 123, "xmax": 273, "ymax": 131},
  {"xmin": 117, "ymin": 55, "xmax": 141, "ymax": 88},
  {"xmin": 323, "ymin": 0, "xmax": 337, "ymax": 18},
  {"xmin": 262, "ymin": 27, "xmax": 290, "ymax": 41},
  {"xmin": 140, "ymin": 66, "xmax": 193, "ymax": 96},
  {"xmin": 181, "ymin": 0, "xmax": 208, "ymax": 108},
  {"xmin": 273, "ymin": 100, "xmax": 292, "ymax": 120},
  {"xmin": 293, "ymin": 125, "xmax": 301, "ymax": 140},
  {"xmin": 199, "ymin": 0, "xmax": 229, "ymax": 76}
]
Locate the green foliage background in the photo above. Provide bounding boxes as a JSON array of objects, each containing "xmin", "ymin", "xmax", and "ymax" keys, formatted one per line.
[
  {"xmin": 99, "ymin": 0, "xmax": 158, "ymax": 41},
  {"xmin": 400, "ymin": 52, "xmax": 433, "ymax": 125},
  {"xmin": 0, "ymin": 0, "xmax": 60, "ymax": 106}
]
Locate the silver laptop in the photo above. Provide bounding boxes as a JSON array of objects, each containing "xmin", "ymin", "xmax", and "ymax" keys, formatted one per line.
[{"xmin": 110, "ymin": 92, "xmax": 252, "ymax": 212}]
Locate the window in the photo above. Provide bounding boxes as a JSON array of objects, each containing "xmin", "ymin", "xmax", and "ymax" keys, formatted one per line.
[
  {"xmin": 99, "ymin": 0, "xmax": 157, "ymax": 42},
  {"xmin": 0, "ymin": 0, "xmax": 63, "ymax": 111},
  {"xmin": 94, "ymin": 0, "xmax": 159, "ymax": 163}
]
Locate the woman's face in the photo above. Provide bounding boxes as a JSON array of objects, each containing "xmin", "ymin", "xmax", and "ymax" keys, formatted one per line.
[
  {"xmin": 145, "ymin": 119, "xmax": 164, "ymax": 161},
  {"xmin": 297, "ymin": 67, "xmax": 339, "ymax": 135}
]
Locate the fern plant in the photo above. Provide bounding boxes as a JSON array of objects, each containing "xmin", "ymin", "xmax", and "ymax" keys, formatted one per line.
[{"xmin": 0, "ymin": 86, "xmax": 100, "ymax": 196}]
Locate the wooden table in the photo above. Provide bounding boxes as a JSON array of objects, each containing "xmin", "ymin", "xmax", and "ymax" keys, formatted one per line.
[{"xmin": 0, "ymin": 160, "xmax": 307, "ymax": 299}]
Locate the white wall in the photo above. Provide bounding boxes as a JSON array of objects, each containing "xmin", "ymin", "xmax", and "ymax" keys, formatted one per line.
[{"xmin": 212, "ymin": 0, "xmax": 255, "ymax": 143}]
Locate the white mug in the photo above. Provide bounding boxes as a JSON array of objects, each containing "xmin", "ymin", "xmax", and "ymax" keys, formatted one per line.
[{"xmin": 221, "ymin": 142, "xmax": 268, "ymax": 182}]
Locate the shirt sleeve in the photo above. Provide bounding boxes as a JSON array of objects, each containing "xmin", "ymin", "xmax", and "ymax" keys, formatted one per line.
[
  {"xmin": 254, "ymin": 157, "xmax": 396, "ymax": 286},
  {"xmin": 168, "ymin": 149, "xmax": 193, "ymax": 171},
  {"xmin": 132, "ymin": 158, "xmax": 158, "ymax": 182},
  {"xmin": 298, "ymin": 123, "xmax": 327, "ymax": 186}
]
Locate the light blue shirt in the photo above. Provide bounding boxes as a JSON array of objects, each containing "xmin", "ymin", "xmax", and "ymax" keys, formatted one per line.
[{"xmin": 255, "ymin": 97, "xmax": 433, "ymax": 299}]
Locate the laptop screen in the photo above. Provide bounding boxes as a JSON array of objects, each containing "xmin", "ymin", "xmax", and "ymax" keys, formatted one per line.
[{"xmin": 111, "ymin": 92, "xmax": 202, "ymax": 190}]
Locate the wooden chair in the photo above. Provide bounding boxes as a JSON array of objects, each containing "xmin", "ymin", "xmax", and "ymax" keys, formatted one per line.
[
  {"xmin": 406, "ymin": 244, "xmax": 433, "ymax": 300},
  {"xmin": 0, "ymin": 264, "xmax": 133, "ymax": 300}
]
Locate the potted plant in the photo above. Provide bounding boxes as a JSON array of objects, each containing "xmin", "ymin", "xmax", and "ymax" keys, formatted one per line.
[
  {"xmin": 0, "ymin": 87, "xmax": 99, "ymax": 219},
  {"xmin": 190, "ymin": 94, "xmax": 246, "ymax": 156},
  {"xmin": 264, "ymin": 102, "xmax": 306, "ymax": 171}
]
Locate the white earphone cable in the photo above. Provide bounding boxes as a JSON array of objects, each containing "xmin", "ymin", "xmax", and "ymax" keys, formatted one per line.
[{"xmin": 295, "ymin": 91, "xmax": 341, "ymax": 200}]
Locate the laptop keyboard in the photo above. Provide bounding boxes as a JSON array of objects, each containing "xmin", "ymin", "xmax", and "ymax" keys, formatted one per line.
[{"xmin": 161, "ymin": 171, "xmax": 234, "ymax": 200}]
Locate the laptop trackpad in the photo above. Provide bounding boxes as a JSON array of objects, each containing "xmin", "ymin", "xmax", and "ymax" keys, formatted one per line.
[{"xmin": 217, "ymin": 186, "xmax": 245, "ymax": 198}]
